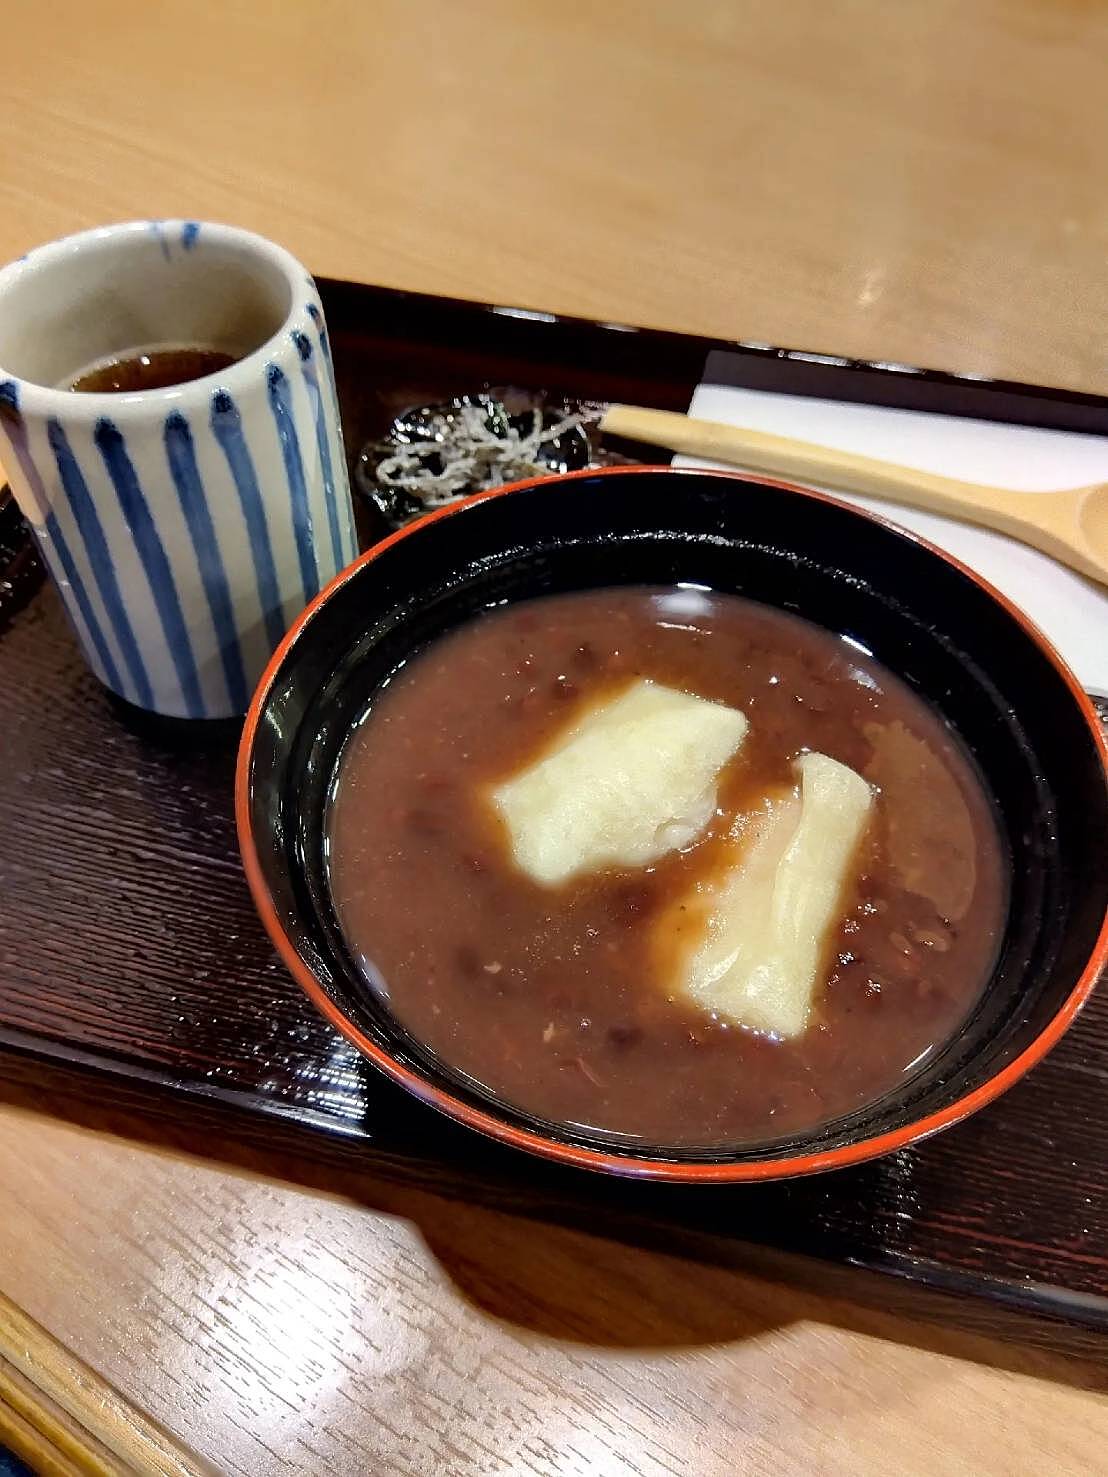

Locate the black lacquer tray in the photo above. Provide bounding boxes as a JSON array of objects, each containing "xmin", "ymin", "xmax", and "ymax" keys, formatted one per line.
[{"xmin": 2, "ymin": 277, "xmax": 1107, "ymax": 1355}]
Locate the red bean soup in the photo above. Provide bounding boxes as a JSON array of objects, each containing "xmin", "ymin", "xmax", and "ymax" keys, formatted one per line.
[{"xmin": 327, "ymin": 587, "xmax": 1008, "ymax": 1146}]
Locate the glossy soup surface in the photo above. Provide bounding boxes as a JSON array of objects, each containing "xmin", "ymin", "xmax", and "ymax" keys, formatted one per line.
[{"xmin": 327, "ymin": 588, "xmax": 1007, "ymax": 1145}]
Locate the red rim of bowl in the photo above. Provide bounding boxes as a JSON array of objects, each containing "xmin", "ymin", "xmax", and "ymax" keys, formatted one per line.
[{"xmin": 236, "ymin": 465, "xmax": 1108, "ymax": 1182}]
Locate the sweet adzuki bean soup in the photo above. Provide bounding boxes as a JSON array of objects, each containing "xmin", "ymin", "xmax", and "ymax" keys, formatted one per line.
[{"xmin": 327, "ymin": 587, "xmax": 1007, "ymax": 1145}]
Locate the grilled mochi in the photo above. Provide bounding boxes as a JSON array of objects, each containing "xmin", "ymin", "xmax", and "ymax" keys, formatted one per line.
[
  {"xmin": 670, "ymin": 751, "xmax": 873, "ymax": 1039},
  {"xmin": 491, "ymin": 679, "xmax": 749, "ymax": 887}
]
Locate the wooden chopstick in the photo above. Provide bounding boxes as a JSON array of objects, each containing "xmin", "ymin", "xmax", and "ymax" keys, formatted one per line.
[{"xmin": 0, "ymin": 1289, "xmax": 212, "ymax": 1476}]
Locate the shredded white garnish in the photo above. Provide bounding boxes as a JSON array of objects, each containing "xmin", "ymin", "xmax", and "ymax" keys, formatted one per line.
[{"xmin": 372, "ymin": 401, "xmax": 594, "ymax": 521}]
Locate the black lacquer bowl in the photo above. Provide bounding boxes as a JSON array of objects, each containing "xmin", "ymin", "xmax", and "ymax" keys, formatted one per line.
[{"xmin": 237, "ymin": 467, "xmax": 1108, "ymax": 1182}]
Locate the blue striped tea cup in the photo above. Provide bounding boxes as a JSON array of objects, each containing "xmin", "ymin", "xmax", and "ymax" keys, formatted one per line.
[{"xmin": 0, "ymin": 221, "xmax": 357, "ymax": 718}]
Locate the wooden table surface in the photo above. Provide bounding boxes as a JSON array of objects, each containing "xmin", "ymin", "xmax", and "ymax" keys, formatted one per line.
[{"xmin": 2, "ymin": 2, "xmax": 1107, "ymax": 1472}]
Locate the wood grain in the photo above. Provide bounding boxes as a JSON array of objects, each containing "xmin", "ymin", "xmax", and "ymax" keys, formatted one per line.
[
  {"xmin": 3, "ymin": 0, "xmax": 1107, "ymax": 396},
  {"xmin": 2, "ymin": 2, "xmax": 1108, "ymax": 1473},
  {"xmin": 0, "ymin": 1292, "xmax": 212, "ymax": 1476},
  {"xmin": 1, "ymin": 1096, "xmax": 1107, "ymax": 1477}
]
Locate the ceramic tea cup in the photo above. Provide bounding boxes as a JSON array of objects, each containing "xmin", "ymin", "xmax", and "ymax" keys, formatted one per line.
[{"xmin": 0, "ymin": 220, "xmax": 356, "ymax": 718}]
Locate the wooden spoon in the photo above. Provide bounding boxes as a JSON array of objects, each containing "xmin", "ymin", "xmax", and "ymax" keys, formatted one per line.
[{"xmin": 600, "ymin": 404, "xmax": 1108, "ymax": 590}]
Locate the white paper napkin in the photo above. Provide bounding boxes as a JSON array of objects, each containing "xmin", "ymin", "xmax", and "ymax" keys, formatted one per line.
[{"xmin": 674, "ymin": 382, "xmax": 1108, "ymax": 694}]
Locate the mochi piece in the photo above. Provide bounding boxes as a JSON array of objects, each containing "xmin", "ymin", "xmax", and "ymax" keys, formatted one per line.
[
  {"xmin": 678, "ymin": 751, "xmax": 873, "ymax": 1038},
  {"xmin": 491, "ymin": 680, "xmax": 748, "ymax": 886}
]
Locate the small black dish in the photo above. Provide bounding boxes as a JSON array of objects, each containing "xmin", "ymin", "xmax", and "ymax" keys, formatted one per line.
[
  {"xmin": 355, "ymin": 389, "xmax": 596, "ymax": 529},
  {"xmin": 237, "ymin": 467, "xmax": 1108, "ymax": 1182}
]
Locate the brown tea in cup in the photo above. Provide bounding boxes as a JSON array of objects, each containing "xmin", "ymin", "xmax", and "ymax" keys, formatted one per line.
[{"xmin": 69, "ymin": 345, "xmax": 235, "ymax": 393}]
